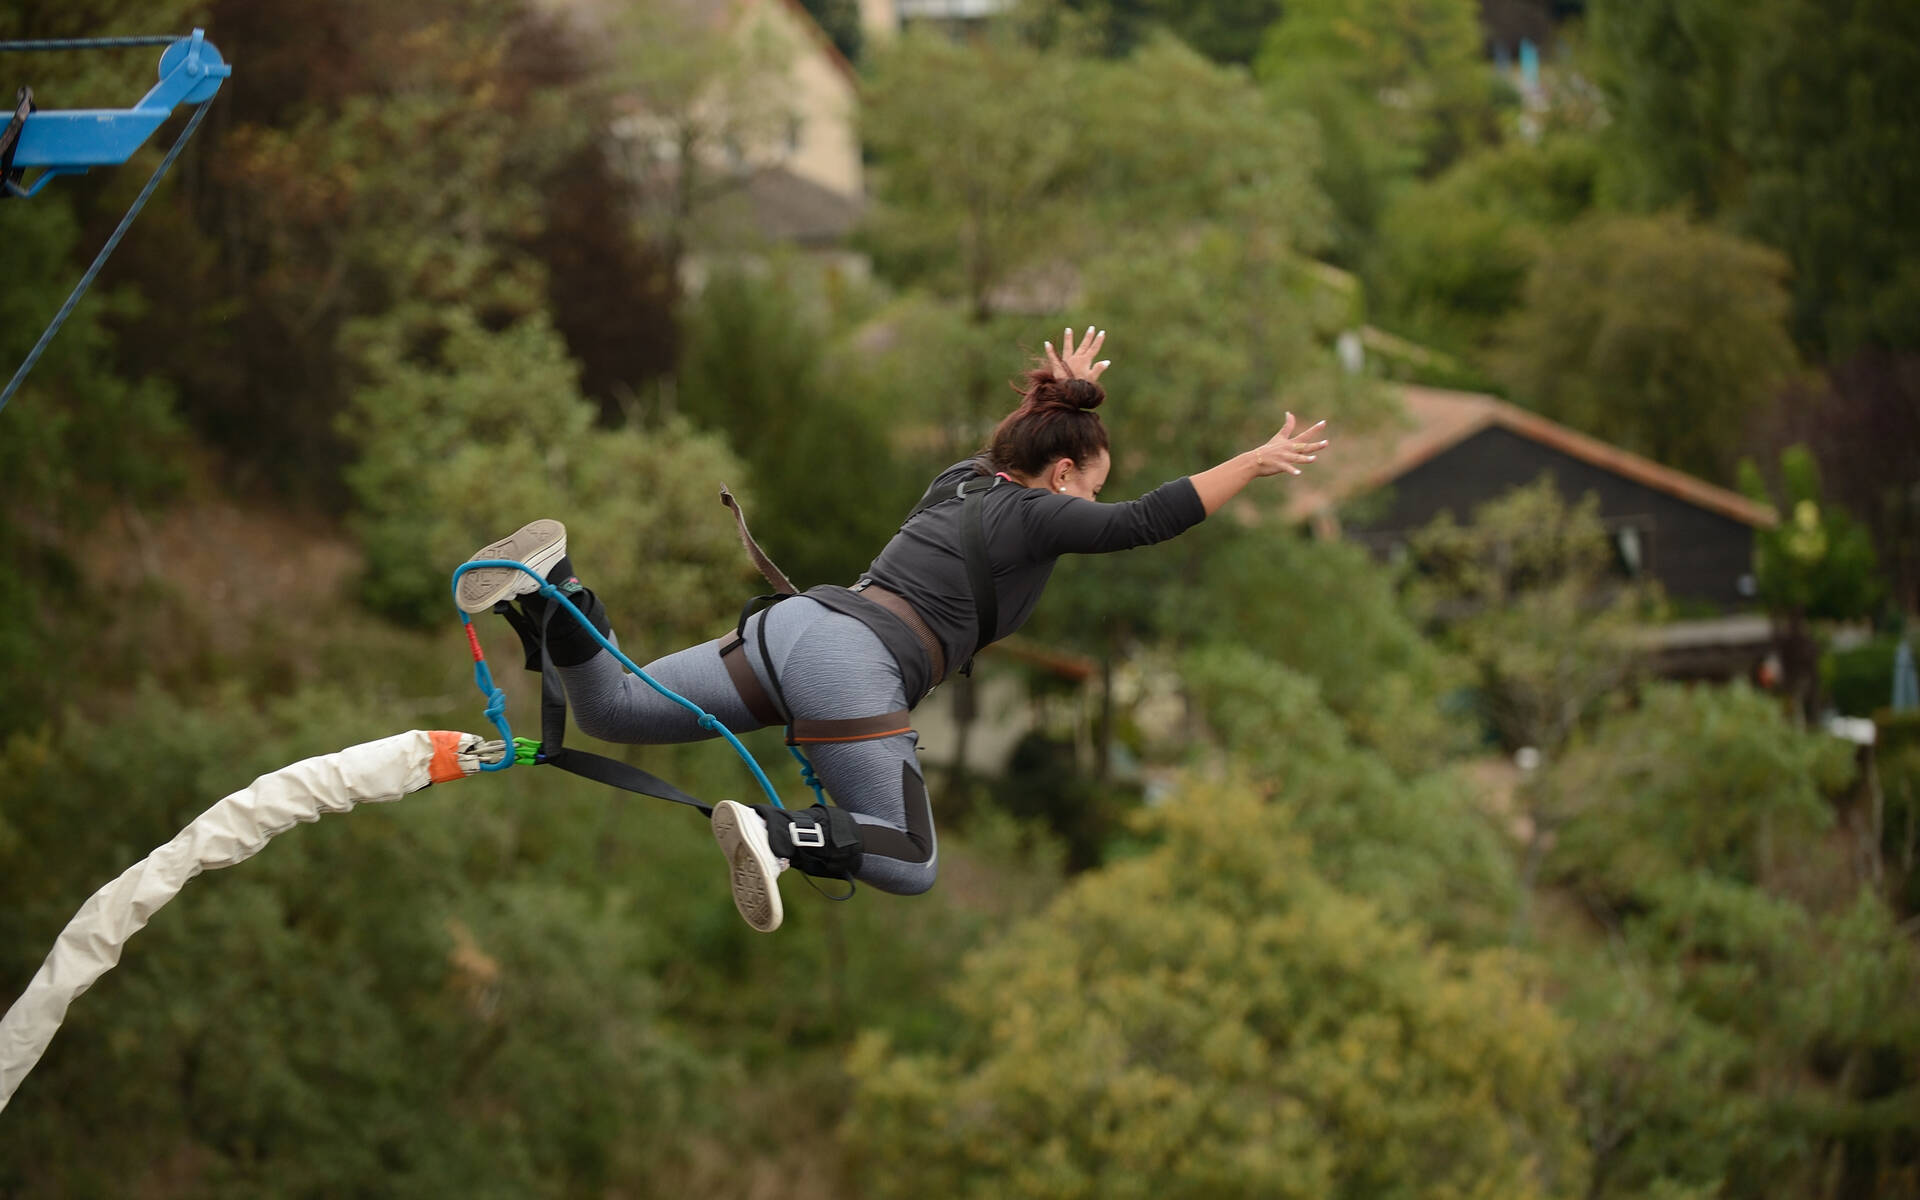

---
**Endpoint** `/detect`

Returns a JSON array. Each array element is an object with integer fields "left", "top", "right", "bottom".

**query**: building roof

[
  {"left": 740, "top": 163, "right": 865, "bottom": 242},
  {"left": 1285, "top": 385, "right": 1778, "bottom": 530},
  {"left": 765, "top": 0, "right": 857, "bottom": 86}
]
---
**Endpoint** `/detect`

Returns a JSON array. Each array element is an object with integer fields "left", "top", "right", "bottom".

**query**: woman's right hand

[
  {"left": 1044, "top": 326, "right": 1110, "bottom": 382},
  {"left": 1252, "top": 413, "right": 1329, "bottom": 477}
]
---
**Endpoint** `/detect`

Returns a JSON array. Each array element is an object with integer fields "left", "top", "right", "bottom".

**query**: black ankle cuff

[
  {"left": 757, "top": 804, "right": 865, "bottom": 878},
  {"left": 537, "top": 586, "right": 612, "bottom": 668}
]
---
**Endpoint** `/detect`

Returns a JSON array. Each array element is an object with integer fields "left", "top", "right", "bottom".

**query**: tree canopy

[{"left": 3, "top": 0, "right": 1917, "bottom": 1193}]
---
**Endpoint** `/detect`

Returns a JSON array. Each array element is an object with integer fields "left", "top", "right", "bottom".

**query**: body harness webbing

[{"left": 717, "top": 473, "right": 1002, "bottom": 743}]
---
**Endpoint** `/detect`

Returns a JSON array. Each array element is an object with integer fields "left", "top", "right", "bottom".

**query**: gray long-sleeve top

[{"left": 830, "top": 459, "right": 1204, "bottom": 696}]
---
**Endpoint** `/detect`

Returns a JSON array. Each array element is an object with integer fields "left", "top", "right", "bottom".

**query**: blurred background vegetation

[{"left": 2, "top": 0, "right": 1916, "bottom": 1194}]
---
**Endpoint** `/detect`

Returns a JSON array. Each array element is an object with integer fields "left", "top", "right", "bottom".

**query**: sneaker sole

[
  {"left": 456, "top": 519, "right": 569, "bottom": 614},
  {"left": 711, "top": 801, "right": 783, "bottom": 933}
]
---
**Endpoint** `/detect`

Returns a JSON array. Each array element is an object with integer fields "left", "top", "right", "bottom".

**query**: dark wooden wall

[{"left": 1343, "top": 426, "right": 1759, "bottom": 611}]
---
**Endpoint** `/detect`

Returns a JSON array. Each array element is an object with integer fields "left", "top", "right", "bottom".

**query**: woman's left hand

[
  {"left": 1252, "top": 413, "right": 1329, "bottom": 477},
  {"left": 1045, "top": 326, "right": 1109, "bottom": 382}
]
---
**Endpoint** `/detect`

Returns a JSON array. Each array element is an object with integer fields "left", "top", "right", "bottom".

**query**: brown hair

[{"left": 987, "top": 367, "right": 1110, "bottom": 478}]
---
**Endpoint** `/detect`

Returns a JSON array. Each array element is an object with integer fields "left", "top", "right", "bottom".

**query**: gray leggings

[{"left": 556, "top": 597, "right": 937, "bottom": 895}]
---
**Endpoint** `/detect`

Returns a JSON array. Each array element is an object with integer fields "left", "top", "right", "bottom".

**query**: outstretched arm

[{"left": 1190, "top": 413, "right": 1330, "bottom": 516}]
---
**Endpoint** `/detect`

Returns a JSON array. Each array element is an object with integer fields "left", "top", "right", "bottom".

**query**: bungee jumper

[
  {"left": 458, "top": 328, "right": 1331, "bottom": 932},
  {"left": 0, "top": 29, "right": 230, "bottom": 414}
]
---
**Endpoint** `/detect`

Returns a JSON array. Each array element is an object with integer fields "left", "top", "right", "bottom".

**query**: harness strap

[
  {"left": 788, "top": 711, "right": 913, "bottom": 744},
  {"left": 541, "top": 747, "right": 713, "bottom": 816},
  {"left": 903, "top": 471, "right": 1000, "bottom": 674},
  {"left": 0, "top": 88, "right": 32, "bottom": 197},
  {"left": 854, "top": 583, "right": 946, "bottom": 682},
  {"left": 719, "top": 485, "right": 797, "bottom": 595},
  {"left": 718, "top": 596, "right": 917, "bottom": 750},
  {"left": 719, "top": 631, "right": 782, "bottom": 726},
  {"left": 959, "top": 479, "right": 998, "bottom": 667}
]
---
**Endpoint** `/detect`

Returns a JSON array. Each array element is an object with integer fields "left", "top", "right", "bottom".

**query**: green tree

[
  {"left": 1406, "top": 478, "right": 1647, "bottom": 758},
  {"left": 1255, "top": 0, "right": 1503, "bottom": 264},
  {"left": 342, "top": 308, "right": 752, "bottom": 642},
  {"left": 1738, "top": 446, "right": 1883, "bottom": 720},
  {"left": 1586, "top": 0, "right": 1753, "bottom": 216},
  {"left": 94, "top": 0, "right": 613, "bottom": 496},
  {"left": 1492, "top": 211, "right": 1800, "bottom": 482},
  {"left": 1736, "top": 0, "right": 1920, "bottom": 354},
  {"left": 863, "top": 32, "right": 1322, "bottom": 325},
  {"left": 1179, "top": 648, "right": 1511, "bottom": 942},
  {"left": 1021, "top": 0, "right": 1289, "bottom": 64},
  {"left": 1171, "top": 528, "right": 1469, "bottom": 774},
  {"left": 0, "top": 106, "right": 184, "bottom": 723},
  {"left": 0, "top": 685, "right": 714, "bottom": 1196},
  {"left": 847, "top": 780, "right": 1587, "bottom": 1198},
  {"left": 1367, "top": 136, "right": 1603, "bottom": 357},
  {"left": 1762, "top": 353, "right": 1920, "bottom": 619},
  {"left": 676, "top": 266, "right": 917, "bottom": 588},
  {"left": 1534, "top": 683, "right": 1920, "bottom": 1198},
  {"left": 1590, "top": 0, "right": 1920, "bottom": 358},
  {"left": 1405, "top": 479, "right": 1650, "bottom": 936}
]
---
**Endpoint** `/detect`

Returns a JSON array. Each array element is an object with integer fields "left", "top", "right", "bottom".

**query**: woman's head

[{"left": 989, "top": 368, "right": 1112, "bottom": 499}]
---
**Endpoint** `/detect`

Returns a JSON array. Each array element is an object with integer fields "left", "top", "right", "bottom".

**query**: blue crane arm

[{"left": 6, "top": 30, "right": 229, "bottom": 196}]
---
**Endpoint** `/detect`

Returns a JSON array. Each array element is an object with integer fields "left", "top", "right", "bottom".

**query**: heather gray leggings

[{"left": 555, "top": 597, "right": 937, "bottom": 895}]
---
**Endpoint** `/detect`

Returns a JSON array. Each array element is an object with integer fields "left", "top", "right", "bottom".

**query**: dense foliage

[{"left": 3, "top": 0, "right": 1915, "bottom": 1194}]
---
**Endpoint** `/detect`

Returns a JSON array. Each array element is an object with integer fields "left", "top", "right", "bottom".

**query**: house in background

[
  {"left": 685, "top": 0, "right": 866, "bottom": 268},
  {"left": 1287, "top": 385, "right": 1781, "bottom": 679},
  {"left": 543, "top": 0, "right": 868, "bottom": 284}
]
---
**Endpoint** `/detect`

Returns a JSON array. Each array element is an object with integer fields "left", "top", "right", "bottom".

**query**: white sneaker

[
  {"left": 456, "top": 519, "right": 568, "bottom": 614},
  {"left": 711, "top": 800, "right": 787, "bottom": 933}
]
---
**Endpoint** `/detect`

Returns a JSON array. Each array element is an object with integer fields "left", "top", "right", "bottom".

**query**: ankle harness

[{"left": 759, "top": 802, "right": 865, "bottom": 881}]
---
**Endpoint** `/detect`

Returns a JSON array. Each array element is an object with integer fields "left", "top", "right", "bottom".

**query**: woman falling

[{"left": 455, "top": 328, "right": 1329, "bottom": 931}]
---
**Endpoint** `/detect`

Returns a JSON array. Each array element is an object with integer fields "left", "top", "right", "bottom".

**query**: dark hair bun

[{"left": 1060, "top": 377, "right": 1104, "bottom": 411}]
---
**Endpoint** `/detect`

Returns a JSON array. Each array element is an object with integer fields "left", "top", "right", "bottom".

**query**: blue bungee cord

[{"left": 451, "top": 559, "right": 786, "bottom": 807}]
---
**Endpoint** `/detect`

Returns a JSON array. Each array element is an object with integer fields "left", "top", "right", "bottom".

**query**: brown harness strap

[
  {"left": 719, "top": 485, "right": 797, "bottom": 596},
  {"left": 787, "top": 711, "right": 914, "bottom": 744},
  {"left": 719, "top": 632, "right": 783, "bottom": 726},
  {"left": 721, "top": 630, "right": 914, "bottom": 745},
  {"left": 856, "top": 584, "right": 947, "bottom": 684}
]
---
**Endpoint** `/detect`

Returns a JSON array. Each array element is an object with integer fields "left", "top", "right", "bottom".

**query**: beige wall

[
  {"left": 860, "top": 0, "right": 899, "bottom": 44},
  {"left": 739, "top": 0, "right": 863, "bottom": 200}
]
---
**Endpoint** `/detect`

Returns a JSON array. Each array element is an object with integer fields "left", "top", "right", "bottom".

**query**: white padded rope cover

[{"left": 0, "top": 729, "right": 499, "bottom": 1111}]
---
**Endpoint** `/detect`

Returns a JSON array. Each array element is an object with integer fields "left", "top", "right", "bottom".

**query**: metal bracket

[{"left": 5, "top": 29, "right": 230, "bottom": 197}]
